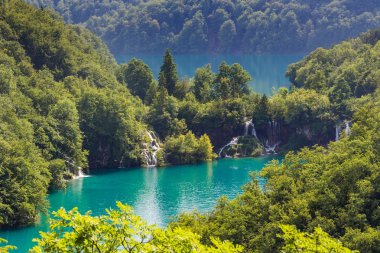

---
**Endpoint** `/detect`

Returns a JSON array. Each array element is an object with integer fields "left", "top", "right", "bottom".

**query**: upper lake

[
  {"left": 117, "top": 53, "right": 305, "bottom": 95},
  {"left": 0, "top": 156, "right": 278, "bottom": 252}
]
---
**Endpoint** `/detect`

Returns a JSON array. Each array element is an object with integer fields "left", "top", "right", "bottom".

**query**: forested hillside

[
  {"left": 287, "top": 28, "right": 380, "bottom": 120},
  {"left": 0, "top": 0, "right": 151, "bottom": 227},
  {"left": 25, "top": 0, "right": 380, "bottom": 54}
]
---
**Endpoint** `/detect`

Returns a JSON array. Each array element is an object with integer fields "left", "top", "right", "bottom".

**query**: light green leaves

[
  {"left": 0, "top": 238, "right": 16, "bottom": 252},
  {"left": 31, "top": 202, "right": 242, "bottom": 253},
  {"left": 279, "top": 225, "right": 356, "bottom": 253}
]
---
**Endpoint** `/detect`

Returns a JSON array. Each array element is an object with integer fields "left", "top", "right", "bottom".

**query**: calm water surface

[
  {"left": 0, "top": 156, "right": 278, "bottom": 252},
  {"left": 117, "top": 53, "right": 305, "bottom": 95}
]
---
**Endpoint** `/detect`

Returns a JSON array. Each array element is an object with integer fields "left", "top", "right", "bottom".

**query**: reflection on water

[
  {"left": 134, "top": 168, "right": 162, "bottom": 225},
  {"left": 116, "top": 53, "right": 305, "bottom": 95},
  {"left": 207, "top": 161, "right": 213, "bottom": 183},
  {"left": 0, "top": 156, "right": 279, "bottom": 252},
  {"left": 71, "top": 176, "right": 84, "bottom": 193}
]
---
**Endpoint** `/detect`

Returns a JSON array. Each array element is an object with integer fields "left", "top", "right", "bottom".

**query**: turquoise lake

[
  {"left": 0, "top": 156, "right": 277, "bottom": 252},
  {"left": 117, "top": 54, "right": 305, "bottom": 95}
]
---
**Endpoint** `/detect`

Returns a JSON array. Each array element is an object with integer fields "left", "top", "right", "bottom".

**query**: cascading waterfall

[
  {"left": 335, "top": 120, "right": 351, "bottom": 141},
  {"left": 264, "top": 140, "right": 279, "bottom": 154},
  {"left": 345, "top": 121, "right": 351, "bottom": 136},
  {"left": 74, "top": 167, "right": 89, "bottom": 179},
  {"left": 218, "top": 137, "right": 239, "bottom": 158},
  {"left": 219, "top": 119, "right": 257, "bottom": 158},
  {"left": 65, "top": 159, "right": 88, "bottom": 179},
  {"left": 142, "top": 131, "right": 161, "bottom": 167},
  {"left": 335, "top": 124, "right": 341, "bottom": 141},
  {"left": 244, "top": 119, "right": 257, "bottom": 138},
  {"left": 264, "top": 120, "right": 281, "bottom": 154},
  {"left": 77, "top": 168, "right": 85, "bottom": 177},
  {"left": 252, "top": 124, "right": 257, "bottom": 138},
  {"left": 58, "top": 150, "right": 88, "bottom": 178},
  {"left": 219, "top": 119, "right": 281, "bottom": 158}
]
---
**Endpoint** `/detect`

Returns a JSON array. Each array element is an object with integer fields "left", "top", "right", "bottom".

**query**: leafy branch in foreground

[
  {"left": 30, "top": 202, "right": 243, "bottom": 253},
  {"left": 0, "top": 239, "right": 16, "bottom": 253},
  {"left": 279, "top": 225, "right": 356, "bottom": 253}
]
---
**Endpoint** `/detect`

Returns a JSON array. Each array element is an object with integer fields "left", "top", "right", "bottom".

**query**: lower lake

[
  {"left": 117, "top": 53, "right": 305, "bottom": 95},
  {"left": 0, "top": 156, "right": 277, "bottom": 252}
]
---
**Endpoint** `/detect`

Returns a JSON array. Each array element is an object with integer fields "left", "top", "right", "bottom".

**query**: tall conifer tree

[{"left": 158, "top": 49, "right": 179, "bottom": 95}]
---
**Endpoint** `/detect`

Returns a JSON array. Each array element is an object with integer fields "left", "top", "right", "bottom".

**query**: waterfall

[
  {"left": 335, "top": 120, "right": 351, "bottom": 141},
  {"left": 74, "top": 167, "right": 89, "bottom": 179},
  {"left": 77, "top": 168, "right": 85, "bottom": 177},
  {"left": 218, "top": 137, "right": 239, "bottom": 158},
  {"left": 264, "top": 120, "right": 281, "bottom": 154},
  {"left": 142, "top": 131, "right": 161, "bottom": 167},
  {"left": 65, "top": 159, "right": 89, "bottom": 179},
  {"left": 244, "top": 119, "right": 257, "bottom": 138},
  {"left": 335, "top": 124, "right": 341, "bottom": 141},
  {"left": 244, "top": 121, "right": 249, "bottom": 136},
  {"left": 264, "top": 140, "right": 280, "bottom": 154},
  {"left": 251, "top": 123, "right": 257, "bottom": 138},
  {"left": 345, "top": 120, "right": 351, "bottom": 136},
  {"left": 220, "top": 119, "right": 281, "bottom": 158}
]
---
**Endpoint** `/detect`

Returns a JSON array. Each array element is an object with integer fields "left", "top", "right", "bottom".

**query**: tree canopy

[
  {"left": 30, "top": 202, "right": 243, "bottom": 253},
  {"left": 171, "top": 38, "right": 380, "bottom": 251},
  {"left": 1, "top": 5, "right": 380, "bottom": 253},
  {"left": 25, "top": 0, "right": 380, "bottom": 54}
]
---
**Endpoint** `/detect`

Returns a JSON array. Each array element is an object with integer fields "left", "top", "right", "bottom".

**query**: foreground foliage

[
  {"left": 0, "top": 239, "right": 16, "bottom": 253},
  {"left": 1, "top": 203, "right": 355, "bottom": 252},
  {"left": 279, "top": 225, "right": 355, "bottom": 253},
  {"left": 30, "top": 202, "right": 243, "bottom": 253}
]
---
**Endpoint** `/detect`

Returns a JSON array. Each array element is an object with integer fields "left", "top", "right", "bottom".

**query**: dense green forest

[
  {"left": 1, "top": 0, "right": 380, "bottom": 251},
  {"left": 28, "top": 203, "right": 357, "bottom": 252},
  {"left": 25, "top": 0, "right": 380, "bottom": 54},
  {"left": 0, "top": 0, "right": 214, "bottom": 228},
  {"left": 172, "top": 29, "right": 380, "bottom": 253},
  {"left": 1, "top": 0, "right": 379, "bottom": 230},
  {"left": 0, "top": 203, "right": 355, "bottom": 252},
  {"left": 0, "top": 0, "right": 155, "bottom": 227}
]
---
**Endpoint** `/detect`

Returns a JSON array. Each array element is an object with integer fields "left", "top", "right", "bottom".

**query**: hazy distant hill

[{"left": 25, "top": 0, "right": 380, "bottom": 55}]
